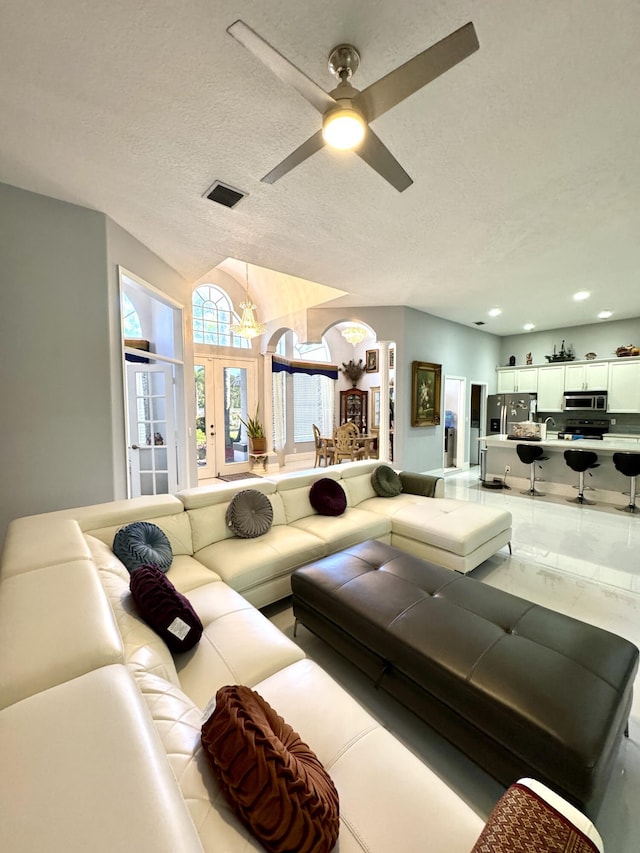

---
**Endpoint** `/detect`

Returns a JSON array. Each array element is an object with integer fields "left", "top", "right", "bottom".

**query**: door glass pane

[
  {"left": 151, "top": 372, "right": 166, "bottom": 395},
  {"left": 155, "top": 472, "right": 169, "bottom": 493},
  {"left": 151, "top": 397, "right": 166, "bottom": 420},
  {"left": 224, "top": 367, "right": 248, "bottom": 463},
  {"left": 140, "top": 473, "right": 154, "bottom": 495},
  {"left": 151, "top": 423, "right": 166, "bottom": 446},
  {"left": 195, "top": 365, "right": 207, "bottom": 468},
  {"left": 137, "top": 424, "right": 151, "bottom": 445},
  {"left": 138, "top": 448, "right": 153, "bottom": 470},
  {"left": 154, "top": 447, "right": 167, "bottom": 469}
]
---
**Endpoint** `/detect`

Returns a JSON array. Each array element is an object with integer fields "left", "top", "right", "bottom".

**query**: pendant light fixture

[
  {"left": 341, "top": 325, "right": 368, "bottom": 346},
  {"left": 230, "top": 263, "right": 266, "bottom": 339}
]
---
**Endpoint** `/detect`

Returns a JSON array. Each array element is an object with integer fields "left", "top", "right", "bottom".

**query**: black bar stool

[
  {"left": 612, "top": 451, "right": 640, "bottom": 513},
  {"left": 563, "top": 449, "right": 599, "bottom": 505},
  {"left": 516, "top": 444, "right": 549, "bottom": 496}
]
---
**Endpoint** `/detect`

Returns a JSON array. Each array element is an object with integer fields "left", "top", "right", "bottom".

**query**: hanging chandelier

[
  {"left": 230, "top": 263, "right": 266, "bottom": 339},
  {"left": 341, "top": 325, "right": 367, "bottom": 346}
]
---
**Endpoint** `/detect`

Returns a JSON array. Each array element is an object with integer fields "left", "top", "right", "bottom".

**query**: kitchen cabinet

[
  {"left": 497, "top": 367, "right": 538, "bottom": 393},
  {"left": 607, "top": 361, "right": 640, "bottom": 413},
  {"left": 564, "top": 362, "right": 608, "bottom": 391},
  {"left": 536, "top": 365, "right": 565, "bottom": 412}
]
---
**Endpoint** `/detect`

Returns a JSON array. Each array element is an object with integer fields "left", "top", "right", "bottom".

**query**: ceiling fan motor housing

[{"left": 328, "top": 44, "right": 361, "bottom": 80}]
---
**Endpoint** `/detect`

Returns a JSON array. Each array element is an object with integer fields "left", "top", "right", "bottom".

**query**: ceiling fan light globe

[{"left": 322, "top": 108, "right": 366, "bottom": 150}]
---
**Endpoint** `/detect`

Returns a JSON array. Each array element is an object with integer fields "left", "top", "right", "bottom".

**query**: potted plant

[
  {"left": 239, "top": 406, "right": 267, "bottom": 454},
  {"left": 340, "top": 358, "right": 365, "bottom": 388}
]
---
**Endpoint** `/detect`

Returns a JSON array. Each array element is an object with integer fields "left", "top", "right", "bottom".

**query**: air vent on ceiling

[
  {"left": 473, "top": 321, "right": 486, "bottom": 326},
  {"left": 204, "top": 181, "right": 247, "bottom": 209}
]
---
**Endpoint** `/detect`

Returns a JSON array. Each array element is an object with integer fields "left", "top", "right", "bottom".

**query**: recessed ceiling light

[
  {"left": 488, "top": 308, "right": 502, "bottom": 317},
  {"left": 597, "top": 310, "right": 613, "bottom": 319},
  {"left": 523, "top": 323, "right": 535, "bottom": 331},
  {"left": 573, "top": 291, "right": 590, "bottom": 301}
]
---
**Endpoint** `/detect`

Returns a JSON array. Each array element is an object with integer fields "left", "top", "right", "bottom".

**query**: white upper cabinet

[
  {"left": 497, "top": 367, "right": 538, "bottom": 393},
  {"left": 564, "top": 362, "right": 609, "bottom": 391},
  {"left": 608, "top": 361, "right": 640, "bottom": 413},
  {"left": 536, "top": 365, "right": 565, "bottom": 411}
]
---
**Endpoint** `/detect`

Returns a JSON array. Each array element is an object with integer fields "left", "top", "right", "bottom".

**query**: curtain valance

[{"left": 272, "top": 355, "right": 339, "bottom": 380}]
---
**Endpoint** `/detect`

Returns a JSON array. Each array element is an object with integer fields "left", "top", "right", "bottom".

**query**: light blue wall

[{"left": 402, "top": 309, "right": 501, "bottom": 471}]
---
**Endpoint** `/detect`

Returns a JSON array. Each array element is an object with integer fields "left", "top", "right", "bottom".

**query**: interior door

[
  {"left": 126, "top": 363, "right": 177, "bottom": 496},
  {"left": 194, "top": 356, "right": 257, "bottom": 479}
]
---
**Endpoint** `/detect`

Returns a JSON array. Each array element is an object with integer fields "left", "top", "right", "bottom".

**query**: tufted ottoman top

[{"left": 291, "top": 540, "right": 638, "bottom": 815}]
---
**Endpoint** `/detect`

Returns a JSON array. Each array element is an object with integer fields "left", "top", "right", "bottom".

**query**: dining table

[{"left": 321, "top": 432, "right": 377, "bottom": 462}]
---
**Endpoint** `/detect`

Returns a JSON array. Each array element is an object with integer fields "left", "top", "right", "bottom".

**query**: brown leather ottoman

[{"left": 291, "top": 540, "right": 638, "bottom": 817}]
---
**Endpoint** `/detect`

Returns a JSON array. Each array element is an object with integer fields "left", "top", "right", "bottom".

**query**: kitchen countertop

[{"left": 481, "top": 434, "right": 640, "bottom": 452}]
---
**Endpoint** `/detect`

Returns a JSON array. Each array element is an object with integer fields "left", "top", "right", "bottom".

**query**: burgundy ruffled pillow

[
  {"left": 309, "top": 478, "right": 347, "bottom": 516},
  {"left": 202, "top": 685, "right": 339, "bottom": 853},
  {"left": 129, "top": 564, "right": 203, "bottom": 653}
]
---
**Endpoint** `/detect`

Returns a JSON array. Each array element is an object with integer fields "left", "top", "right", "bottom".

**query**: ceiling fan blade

[
  {"left": 355, "top": 129, "right": 413, "bottom": 192},
  {"left": 261, "top": 130, "right": 326, "bottom": 184},
  {"left": 227, "top": 20, "right": 337, "bottom": 115},
  {"left": 354, "top": 22, "right": 479, "bottom": 123}
]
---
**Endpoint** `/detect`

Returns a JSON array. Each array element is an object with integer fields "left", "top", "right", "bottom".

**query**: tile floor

[{"left": 266, "top": 468, "right": 640, "bottom": 851}]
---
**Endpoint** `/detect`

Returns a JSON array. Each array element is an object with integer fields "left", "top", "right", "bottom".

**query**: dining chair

[
  {"left": 312, "top": 424, "right": 334, "bottom": 467},
  {"left": 333, "top": 423, "right": 365, "bottom": 463}
]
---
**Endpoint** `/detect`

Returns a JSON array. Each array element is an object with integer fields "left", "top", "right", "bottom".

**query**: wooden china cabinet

[{"left": 339, "top": 388, "right": 368, "bottom": 433}]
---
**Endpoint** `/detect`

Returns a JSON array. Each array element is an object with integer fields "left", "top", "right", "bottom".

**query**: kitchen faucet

[{"left": 544, "top": 416, "right": 556, "bottom": 427}]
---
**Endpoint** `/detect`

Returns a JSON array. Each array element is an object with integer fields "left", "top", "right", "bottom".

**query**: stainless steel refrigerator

[{"left": 486, "top": 394, "right": 537, "bottom": 435}]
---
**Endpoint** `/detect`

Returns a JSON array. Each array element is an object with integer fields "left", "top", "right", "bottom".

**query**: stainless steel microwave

[{"left": 562, "top": 392, "right": 607, "bottom": 411}]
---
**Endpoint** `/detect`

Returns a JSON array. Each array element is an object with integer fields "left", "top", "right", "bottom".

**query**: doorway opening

[
  {"left": 194, "top": 355, "right": 258, "bottom": 479},
  {"left": 443, "top": 376, "right": 466, "bottom": 470},
  {"left": 469, "top": 383, "right": 487, "bottom": 467},
  {"left": 119, "top": 267, "right": 186, "bottom": 497}
]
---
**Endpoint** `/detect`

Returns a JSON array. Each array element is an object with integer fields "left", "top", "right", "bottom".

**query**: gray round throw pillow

[
  {"left": 113, "top": 521, "right": 173, "bottom": 574},
  {"left": 226, "top": 489, "right": 274, "bottom": 539},
  {"left": 371, "top": 465, "right": 403, "bottom": 497}
]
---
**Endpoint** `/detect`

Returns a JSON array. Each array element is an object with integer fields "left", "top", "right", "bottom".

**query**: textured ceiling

[{"left": 1, "top": 1, "right": 640, "bottom": 336}]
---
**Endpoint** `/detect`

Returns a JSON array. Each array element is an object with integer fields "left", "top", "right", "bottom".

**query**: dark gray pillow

[
  {"left": 226, "top": 489, "right": 274, "bottom": 539},
  {"left": 371, "top": 465, "right": 403, "bottom": 497},
  {"left": 113, "top": 521, "right": 173, "bottom": 574}
]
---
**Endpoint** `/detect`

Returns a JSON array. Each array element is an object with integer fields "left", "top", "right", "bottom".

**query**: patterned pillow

[
  {"left": 129, "top": 564, "right": 203, "bottom": 653},
  {"left": 471, "top": 782, "right": 599, "bottom": 852},
  {"left": 225, "top": 489, "right": 274, "bottom": 539},
  {"left": 113, "top": 521, "right": 173, "bottom": 574},
  {"left": 202, "top": 685, "right": 339, "bottom": 853},
  {"left": 371, "top": 464, "right": 402, "bottom": 497},
  {"left": 309, "top": 478, "right": 347, "bottom": 516}
]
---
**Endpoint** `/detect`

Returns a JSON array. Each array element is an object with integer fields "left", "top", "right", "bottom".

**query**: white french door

[
  {"left": 126, "top": 363, "right": 178, "bottom": 496},
  {"left": 195, "top": 355, "right": 257, "bottom": 478}
]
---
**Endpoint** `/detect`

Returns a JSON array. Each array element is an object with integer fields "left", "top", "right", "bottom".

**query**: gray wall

[
  {"left": 0, "top": 183, "right": 113, "bottom": 544},
  {"left": 0, "top": 184, "right": 189, "bottom": 548}
]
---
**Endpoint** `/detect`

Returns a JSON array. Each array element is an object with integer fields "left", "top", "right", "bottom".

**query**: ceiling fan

[{"left": 227, "top": 20, "right": 479, "bottom": 192}]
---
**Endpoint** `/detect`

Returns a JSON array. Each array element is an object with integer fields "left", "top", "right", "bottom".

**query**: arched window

[
  {"left": 192, "top": 284, "right": 250, "bottom": 348},
  {"left": 121, "top": 293, "right": 142, "bottom": 338}
]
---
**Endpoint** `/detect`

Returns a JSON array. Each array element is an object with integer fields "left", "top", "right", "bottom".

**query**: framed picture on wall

[
  {"left": 365, "top": 349, "right": 378, "bottom": 372},
  {"left": 411, "top": 361, "right": 442, "bottom": 426},
  {"left": 370, "top": 386, "right": 381, "bottom": 429}
]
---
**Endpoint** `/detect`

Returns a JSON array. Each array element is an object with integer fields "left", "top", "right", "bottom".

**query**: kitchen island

[{"left": 482, "top": 433, "right": 640, "bottom": 505}]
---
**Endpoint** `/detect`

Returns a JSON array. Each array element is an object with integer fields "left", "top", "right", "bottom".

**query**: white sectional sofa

[
  {"left": 176, "top": 461, "right": 513, "bottom": 606},
  {"left": 0, "top": 461, "right": 604, "bottom": 852}
]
